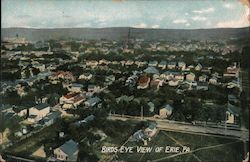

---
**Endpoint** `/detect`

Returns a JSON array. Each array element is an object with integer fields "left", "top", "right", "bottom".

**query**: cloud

[
  {"left": 173, "top": 19, "right": 187, "bottom": 24},
  {"left": 133, "top": 23, "right": 147, "bottom": 28},
  {"left": 223, "top": 3, "right": 235, "bottom": 9},
  {"left": 216, "top": 6, "right": 249, "bottom": 28},
  {"left": 191, "top": 16, "right": 207, "bottom": 21},
  {"left": 192, "top": 7, "right": 214, "bottom": 14},
  {"left": 185, "top": 23, "right": 190, "bottom": 27},
  {"left": 151, "top": 24, "right": 160, "bottom": 28}
]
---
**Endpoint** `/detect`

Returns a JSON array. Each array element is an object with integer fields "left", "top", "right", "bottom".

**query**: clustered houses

[
  {"left": 124, "top": 60, "right": 234, "bottom": 92},
  {"left": 49, "top": 71, "right": 75, "bottom": 84}
]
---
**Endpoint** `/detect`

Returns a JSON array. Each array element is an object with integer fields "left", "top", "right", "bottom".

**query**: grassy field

[{"left": 117, "top": 130, "right": 247, "bottom": 162}]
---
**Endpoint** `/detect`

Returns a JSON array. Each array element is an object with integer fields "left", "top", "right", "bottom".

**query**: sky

[{"left": 1, "top": 0, "right": 250, "bottom": 29}]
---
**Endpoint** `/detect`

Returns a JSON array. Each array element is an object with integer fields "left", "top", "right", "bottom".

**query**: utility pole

[{"left": 141, "top": 106, "right": 143, "bottom": 120}]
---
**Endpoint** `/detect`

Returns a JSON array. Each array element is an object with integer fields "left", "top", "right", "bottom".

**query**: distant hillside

[{"left": 1, "top": 27, "right": 249, "bottom": 42}]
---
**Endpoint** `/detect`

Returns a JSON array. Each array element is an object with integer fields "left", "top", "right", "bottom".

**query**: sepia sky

[{"left": 1, "top": 0, "right": 250, "bottom": 29}]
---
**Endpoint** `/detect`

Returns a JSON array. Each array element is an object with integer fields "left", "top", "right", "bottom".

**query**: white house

[
  {"left": 226, "top": 104, "right": 239, "bottom": 124},
  {"left": 195, "top": 63, "right": 202, "bottom": 71},
  {"left": 158, "top": 61, "right": 167, "bottom": 69},
  {"left": 68, "top": 83, "right": 83, "bottom": 92},
  {"left": 53, "top": 139, "right": 79, "bottom": 162},
  {"left": 167, "top": 62, "right": 176, "bottom": 69},
  {"left": 186, "top": 73, "right": 195, "bottom": 82},
  {"left": 209, "top": 77, "right": 218, "bottom": 85},
  {"left": 78, "top": 73, "right": 93, "bottom": 80},
  {"left": 198, "top": 75, "right": 208, "bottom": 82},
  {"left": 178, "top": 62, "right": 186, "bottom": 70},
  {"left": 159, "top": 104, "right": 174, "bottom": 118},
  {"left": 28, "top": 103, "right": 50, "bottom": 122}
]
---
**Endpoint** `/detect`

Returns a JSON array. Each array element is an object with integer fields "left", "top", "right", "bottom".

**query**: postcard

[{"left": 0, "top": 0, "right": 249, "bottom": 162}]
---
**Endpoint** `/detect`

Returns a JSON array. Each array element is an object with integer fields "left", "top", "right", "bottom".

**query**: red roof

[
  {"left": 64, "top": 92, "right": 78, "bottom": 99},
  {"left": 138, "top": 75, "right": 150, "bottom": 84}
]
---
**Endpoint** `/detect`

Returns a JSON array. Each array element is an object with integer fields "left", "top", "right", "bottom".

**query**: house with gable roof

[{"left": 53, "top": 139, "right": 79, "bottom": 162}]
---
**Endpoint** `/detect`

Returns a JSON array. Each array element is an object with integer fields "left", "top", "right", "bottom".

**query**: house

[
  {"left": 78, "top": 73, "right": 93, "bottom": 80},
  {"left": 86, "top": 60, "right": 99, "bottom": 67},
  {"left": 196, "top": 82, "right": 209, "bottom": 90},
  {"left": 198, "top": 75, "right": 208, "bottom": 82},
  {"left": 60, "top": 92, "right": 86, "bottom": 109},
  {"left": 125, "top": 75, "right": 138, "bottom": 87},
  {"left": 195, "top": 63, "right": 202, "bottom": 71},
  {"left": 60, "top": 92, "right": 79, "bottom": 104},
  {"left": 53, "top": 139, "right": 79, "bottom": 162},
  {"left": 160, "top": 71, "right": 174, "bottom": 80},
  {"left": 143, "top": 67, "right": 159, "bottom": 74},
  {"left": 186, "top": 73, "right": 195, "bottom": 82},
  {"left": 87, "top": 85, "right": 100, "bottom": 93},
  {"left": 84, "top": 97, "right": 101, "bottom": 107},
  {"left": 209, "top": 77, "right": 218, "bottom": 85},
  {"left": 144, "top": 122, "right": 157, "bottom": 139},
  {"left": 74, "top": 115, "right": 95, "bottom": 126},
  {"left": 224, "top": 63, "right": 239, "bottom": 77},
  {"left": 137, "top": 75, "right": 151, "bottom": 89},
  {"left": 201, "top": 67, "right": 212, "bottom": 73},
  {"left": 150, "top": 79, "right": 164, "bottom": 90},
  {"left": 159, "top": 104, "right": 173, "bottom": 118},
  {"left": 168, "top": 79, "right": 179, "bottom": 86},
  {"left": 15, "top": 107, "right": 28, "bottom": 117},
  {"left": 174, "top": 72, "right": 184, "bottom": 81},
  {"left": 148, "top": 61, "right": 158, "bottom": 67},
  {"left": 28, "top": 103, "right": 50, "bottom": 122},
  {"left": 68, "top": 83, "right": 83, "bottom": 92},
  {"left": 132, "top": 129, "right": 148, "bottom": 145},
  {"left": 42, "top": 111, "right": 62, "bottom": 126},
  {"left": 147, "top": 102, "right": 155, "bottom": 113},
  {"left": 49, "top": 71, "right": 75, "bottom": 82},
  {"left": 178, "top": 62, "right": 186, "bottom": 70},
  {"left": 226, "top": 104, "right": 239, "bottom": 124},
  {"left": 158, "top": 61, "right": 167, "bottom": 69},
  {"left": 167, "top": 62, "right": 176, "bottom": 69}
]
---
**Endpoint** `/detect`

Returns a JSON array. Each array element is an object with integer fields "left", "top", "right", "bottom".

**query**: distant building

[
  {"left": 186, "top": 73, "right": 195, "bottom": 82},
  {"left": 148, "top": 61, "right": 158, "bottom": 67},
  {"left": 159, "top": 104, "right": 173, "bottom": 118},
  {"left": 195, "top": 63, "right": 202, "bottom": 71},
  {"left": 68, "top": 83, "right": 83, "bottom": 92},
  {"left": 78, "top": 73, "right": 93, "bottom": 80},
  {"left": 84, "top": 97, "right": 101, "bottom": 107},
  {"left": 226, "top": 104, "right": 239, "bottom": 124},
  {"left": 53, "top": 139, "right": 79, "bottom": 162},
  {"left": 137, "top": 75, "right": 151, "bottom": 89},
  {"left": 158, "top": 61, "right": 167, "bottom": 69},
  {"left": 143, "top": 67, "right": 159, "bottom": 75},
  {"left": 167, "top": 62, "right": 176, "bottom": 69}
]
